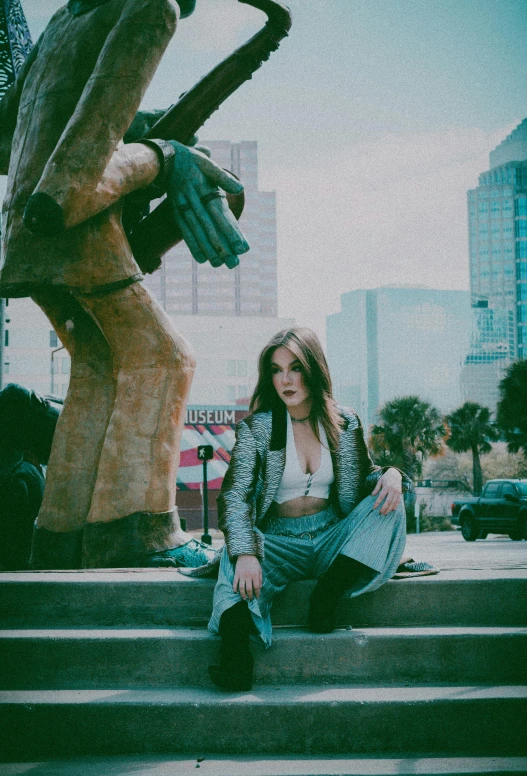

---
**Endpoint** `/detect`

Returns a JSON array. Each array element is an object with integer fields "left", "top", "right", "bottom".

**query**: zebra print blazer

[{"left": 217, "top": 405, "right": 413, "bottom": 560}]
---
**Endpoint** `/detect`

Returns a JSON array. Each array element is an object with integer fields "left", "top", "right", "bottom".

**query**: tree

[
  {"left": 425, "top": 443, "right": 527, "bottom": 488},
  {"left": 497, "top": 360, "right": 527, "bottom": 457},
  {"left": 369, "top": 396, "right": 446, "bottom": 481},
  {"left": 444, "top": 402, "right": 499, "bottom": 495}
]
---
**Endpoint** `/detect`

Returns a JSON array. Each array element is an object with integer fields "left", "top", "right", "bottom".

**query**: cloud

[
  {"left": 260, "top": 121, "right": 520, "bottom": 340},
  {"left": 177, "top": 0, "right": 263, "bottom": 52}
]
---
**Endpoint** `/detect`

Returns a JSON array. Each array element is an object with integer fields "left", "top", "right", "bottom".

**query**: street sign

[{"left": 197, "top": 445, "right": 214, "bottom": 461}]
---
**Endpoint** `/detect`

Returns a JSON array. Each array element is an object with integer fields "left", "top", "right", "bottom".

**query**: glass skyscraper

[
  {"left": 326, "top": 287, "right": 471, "bottom": 429},
  {"left": 467, "top": 118, "right": 527, "bottom": 359}
]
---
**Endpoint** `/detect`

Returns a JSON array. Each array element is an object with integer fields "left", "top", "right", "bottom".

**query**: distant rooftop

[{"left": 489, "top": 118, "right": 527, "bottom": 169}]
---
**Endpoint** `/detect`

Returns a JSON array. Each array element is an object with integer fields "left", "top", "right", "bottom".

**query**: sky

[{"left": 11, "top": 0, "right": 527, "bottom": 340}]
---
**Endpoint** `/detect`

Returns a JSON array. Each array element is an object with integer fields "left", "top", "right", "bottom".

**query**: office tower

[
  {"left": 460, "top": 300, "right": 515, "bottom": 409},
  {"left": 2, "top": 298, "right": 66, "bottom": 397},
  {"left": 467, "top": 119, "right": 527, "bottom": 358},
  {"left": 144, "top": 140, "right": 278, "bottom": 317},
  {"left": 326, "top": 287, "right": 471, "bottom": 429}
]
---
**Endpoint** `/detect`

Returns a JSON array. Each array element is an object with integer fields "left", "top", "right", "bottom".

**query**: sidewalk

[
  {"left": 404, "top": 530, "right": 527, "bottom": 572},
  {"left": 189, "top": 527, "right": 527, "bottom": 573}
]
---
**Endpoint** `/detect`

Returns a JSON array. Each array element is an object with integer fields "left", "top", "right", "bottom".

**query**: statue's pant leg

[
  {"left": 30, "top": 289, "right": 116, "bottom": 569},
  {"left": 78, "top": 282, "right": 196, "bottom": 568},
  {"left": 30, "top": 283, "right": 195, "bottom": 569}
]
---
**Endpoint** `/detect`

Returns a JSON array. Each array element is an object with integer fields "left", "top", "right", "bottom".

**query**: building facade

[
  {"left": 2, "top": 297, "right": 66, "bottom": 397},
  {"left": 460, "top": 301, "right": 515, "bottom": 410},
  {"left": 326, "top": 287, "right": 471, "bottom": 430},
  {"left": 468, "top": 118, "right": 527, "bottom": 359}
]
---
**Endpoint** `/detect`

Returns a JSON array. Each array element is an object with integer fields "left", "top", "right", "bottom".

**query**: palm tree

[
  {"left": 370, "top": 396, "right": 445, "bottom": 481},
  {"left": 497, "top": 360, "right": 527, "bottom": 457},
  {"left": 444, "top": 402, "right": 499, "bottom": 495}
]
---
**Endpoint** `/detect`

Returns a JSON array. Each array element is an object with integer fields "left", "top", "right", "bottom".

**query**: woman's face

[{"left": 270, "top": 346, "right": 311, "bottom": 411}]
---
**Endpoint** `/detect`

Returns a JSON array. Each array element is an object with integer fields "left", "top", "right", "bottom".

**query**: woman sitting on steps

[{"left": 207, "top": 327, "right": 413, "bottom": 691}]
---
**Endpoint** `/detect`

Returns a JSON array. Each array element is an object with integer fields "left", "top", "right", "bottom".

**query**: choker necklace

[{"left": 290, "top": 414, "right": 311, "bottom": 423}]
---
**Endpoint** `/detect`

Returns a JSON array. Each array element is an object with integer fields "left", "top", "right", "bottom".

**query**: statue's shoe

[{"left": 142, "top": 538, "right": 218, "bottom": 569}]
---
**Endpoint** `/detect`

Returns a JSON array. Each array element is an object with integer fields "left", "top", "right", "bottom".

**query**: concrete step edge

[
  {"left": 1, "top": 625, "right": 526, "bottom": 639},
  {"left": 1, "top": 755, "right": 527, "bottom": 776},
  {"left": 2, "top": 684, "right": 527, "bottom": 704}
]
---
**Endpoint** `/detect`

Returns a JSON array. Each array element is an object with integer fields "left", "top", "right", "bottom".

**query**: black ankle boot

[
  {"left": 208, "top": 601, "right": 255, "bottom": 691},
  {"left": 308, "top": 555, "right": 368, "bottom": 634}
]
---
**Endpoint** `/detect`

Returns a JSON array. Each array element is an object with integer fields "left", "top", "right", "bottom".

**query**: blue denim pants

[{"left": 208, "top": 494, "right": 406, "bottom": 647}]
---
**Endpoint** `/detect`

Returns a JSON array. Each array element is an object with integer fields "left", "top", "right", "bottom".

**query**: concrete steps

[
  {"left": 1, "top": 569, "right": 526, "bottom": 628},
  {"left": 0, "top": 626, "right": 526, "bottom": 688},
  {"left": 2, "top": 755, "right": 527, "bottom": 776},
  {"left": 1, "top": 568, "right": 526, "bottom": 767},
  {"left": 1, "top": 685, "right": 527, "bottom": 760}
]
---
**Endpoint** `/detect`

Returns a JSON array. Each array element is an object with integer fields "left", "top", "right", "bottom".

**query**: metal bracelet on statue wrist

[{"left": 138, "top": 138, "right": 176, "bottom": 191}]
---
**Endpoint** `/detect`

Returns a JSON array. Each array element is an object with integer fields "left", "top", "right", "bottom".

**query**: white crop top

[{"left": 274, "top": 412, "right": 335, "bottom": 504}]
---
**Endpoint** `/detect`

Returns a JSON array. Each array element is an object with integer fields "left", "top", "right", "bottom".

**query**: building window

[
  {"left": 237, "top": 360, "right": 247, "bottom": 377},
  {"left": 518, "top": 262, "right": 527, "bottom": 281},
  {"left": 516, "top": 221, "right": 527, "bottom": 239},
  {"left": 238, "top": 385, "right": 248, "bottom": 399},
  {"left": 518, "top": 241, "right": 527, "bottom": 259},
  {"left": 515, "top": 196, "right": 527, "bottom": 218},
  {"left": 50, "top": 331, "right": 58, "bottom": 347},
  {"left": 517, "top": 304, "right": 527, "bottom": 323},
  {"left": 227, "top": 385, "right": 236, "bottom": 402},
  {"left": 4, "top": 362, "right": 9, "bottom": 374},
  {"left": 227, "top": 360, "right": 236, "bottom": 377},
  {"left": 518, "top": 285, "right": 527, "bottom": 303},
  {"left": 4, "top": 330, "right": 8, "bottom": 347}
]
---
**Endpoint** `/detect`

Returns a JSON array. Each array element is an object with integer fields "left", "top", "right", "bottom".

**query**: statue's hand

[{"left": 167, "top": 140, "right": 249, "bottom": 268}]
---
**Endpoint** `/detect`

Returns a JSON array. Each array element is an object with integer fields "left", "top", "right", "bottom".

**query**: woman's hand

[
  {"left": 233, "top": 554, "right": 262, "bottom": 600},
  {"left": 372, "top": 468, "right": 403, "bottom": 515}
]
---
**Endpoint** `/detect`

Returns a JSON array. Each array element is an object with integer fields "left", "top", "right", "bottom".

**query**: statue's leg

[
  {"left": 30, "top": 289, "right": 116, "bottom": 569},
  {"left": 78, "top": 281, "right": 196, "bottom": 568}
]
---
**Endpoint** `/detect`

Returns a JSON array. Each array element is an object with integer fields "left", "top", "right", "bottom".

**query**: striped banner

[{"left": 178, "top": 423, "right": 236, "bottom": 490}]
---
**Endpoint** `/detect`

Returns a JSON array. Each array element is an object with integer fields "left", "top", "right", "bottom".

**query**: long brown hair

[{"left": 249, "top": 327, "right": 343, "bottom": 451}]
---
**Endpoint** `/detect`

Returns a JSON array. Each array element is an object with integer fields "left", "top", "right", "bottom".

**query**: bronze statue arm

[{"left": 24, "top": 0, "right": 178, "bottom": 235}]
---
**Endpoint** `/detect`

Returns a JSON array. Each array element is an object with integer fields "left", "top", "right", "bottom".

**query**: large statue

[{"left": 0, "top": 0, "right": 291, "bottom": 569}]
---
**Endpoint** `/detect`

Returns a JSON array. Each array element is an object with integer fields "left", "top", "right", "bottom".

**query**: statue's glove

[{"left": 166, "top": 140, "right": 249, "bottom": 269}]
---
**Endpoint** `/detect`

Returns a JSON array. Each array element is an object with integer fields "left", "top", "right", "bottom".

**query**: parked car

[{"left": 451, "top": 479, "right": 527, "bottom": 541}]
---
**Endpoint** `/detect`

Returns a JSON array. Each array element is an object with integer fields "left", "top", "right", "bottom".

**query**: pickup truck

[{"left": 451, "top": 479, "right": 527, "bottom": 541}]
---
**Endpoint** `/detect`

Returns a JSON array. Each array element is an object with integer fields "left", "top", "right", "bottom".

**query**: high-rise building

[
  {"left": 467, "top": 118, "right": 527, "bottom": 358},
  {"left": 326, "top": 287, "right": 471, "bottom": 429},
  {"left": 460, "top": 300, "right": 515, "bottom": 410},
  {"left": 144, "top": 140, "right": 278, "bottom": 317}
]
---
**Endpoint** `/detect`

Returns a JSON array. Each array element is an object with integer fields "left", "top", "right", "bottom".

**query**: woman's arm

[
  {"left": 217, "top": 419, "right": 265, "bottom": 561},
  {"left": 0, "top": 41, "right": 40, "bottom": 175}
]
